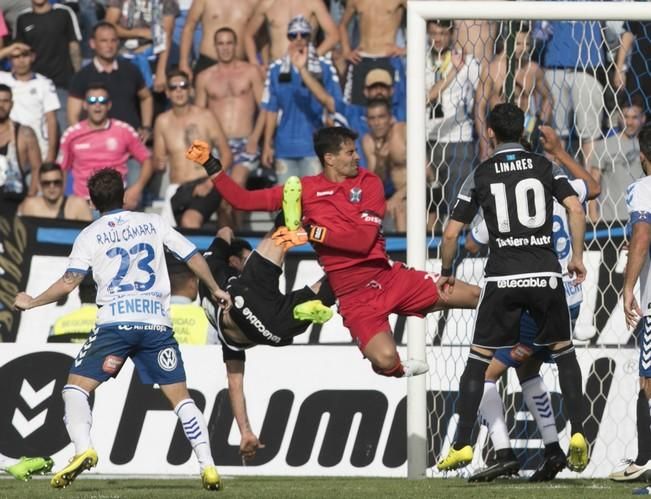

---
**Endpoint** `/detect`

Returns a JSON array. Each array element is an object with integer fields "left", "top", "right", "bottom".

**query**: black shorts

[
  {"left": 472, "top": 275, "right": 571, "bottom": 349},
  {"left": 227, "top": 251, "right": 316, "bottom": 346},
  {"left": 170, "top": 178, "right": 221, "bottom": 224}
]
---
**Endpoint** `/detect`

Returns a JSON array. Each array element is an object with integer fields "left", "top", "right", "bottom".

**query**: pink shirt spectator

[
  {"left": 0, "top": 13, "right": 8, "bottom": 38},
  {"left": 57, "top": 119, "right": 150, "bottom": 198}
]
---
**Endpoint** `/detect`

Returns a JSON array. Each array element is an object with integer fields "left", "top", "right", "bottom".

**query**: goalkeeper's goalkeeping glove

[
  {"left": 185, "top": 140, "right": 223, "bottom": 176},
  {"left": 272, "top": 224, "right": 327, "bottom": 250}
]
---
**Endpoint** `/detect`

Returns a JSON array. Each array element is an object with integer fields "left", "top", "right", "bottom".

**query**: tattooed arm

[{"left": 14, "top": 270, "right": 88, "bottom": 310}]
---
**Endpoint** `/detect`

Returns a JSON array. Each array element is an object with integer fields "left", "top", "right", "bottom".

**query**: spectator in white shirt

[
  {"left": 425, "top": 19, "right": 480, "bottom": 212},
  {"left": 0, "top": 45, "right": 60, "bottom": 162}
]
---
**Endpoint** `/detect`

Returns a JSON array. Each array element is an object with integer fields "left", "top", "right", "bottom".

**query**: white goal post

[{"left": 406, "top": 1, "right": 651, "bottom": 480}]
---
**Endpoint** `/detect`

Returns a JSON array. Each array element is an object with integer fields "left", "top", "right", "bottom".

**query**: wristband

[
  {"left": 440, "top": 267, "right": 453, "bottom": 277},
  {"left": 306, "top": 224, "right": 327, "bottom": 243},
  {"left": 203, "top": 156, "right": 223, "bottom": 176}
]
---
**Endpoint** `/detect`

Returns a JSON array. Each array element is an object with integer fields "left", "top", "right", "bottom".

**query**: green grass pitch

[{"left": 0, "top": 476, "right": 643, "bottom": 499}]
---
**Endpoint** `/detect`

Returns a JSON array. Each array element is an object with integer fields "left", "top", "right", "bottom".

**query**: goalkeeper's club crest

[{"left": 349, "top": 187, "right": 362, "bottom": 203}]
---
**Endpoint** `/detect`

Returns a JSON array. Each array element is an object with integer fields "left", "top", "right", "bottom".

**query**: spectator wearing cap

[
  {"left": 15, "top": 0, "right": 82, "bottom": 131},
  {"left": 57, "top": 83, "right": 153, "bottom": 209},
  {"left": 337, "top": 0, "right": 406, "bottom": 109},
  {"left": 0, "top": 44, "right": 59, "bottom": 162},
  {"left": 261, "top": 15, "right": 344, "bottom": 184},
  {"left": 243, "top": 0, "right": 339, "bottom": 70},
  {"left": 292, "top": 57, "right": 403, "bottom": 167}
]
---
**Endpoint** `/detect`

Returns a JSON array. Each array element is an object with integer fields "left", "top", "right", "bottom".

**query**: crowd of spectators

[{"left": 0, "top": 0, "right": 649, "bottom": 234}]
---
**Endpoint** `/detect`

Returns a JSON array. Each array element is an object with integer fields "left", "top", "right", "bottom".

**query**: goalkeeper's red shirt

[{"left": 212, "top": 168, "right": 389, "bottom": 295}]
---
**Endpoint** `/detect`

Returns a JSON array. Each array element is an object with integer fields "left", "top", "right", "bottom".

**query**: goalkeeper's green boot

[
  {"left": 50, "top": 448, "right": 97, "bottom": 488},
  {"left": 6, "top": 456, "right": 53, "bottom": 481},
  {"left": 436, "top": 445, "right": 473, "bottom": 471},
  {"left": 293, "top": 300, "right": 333, "bottom": 324},
  {"left": 282, "top": 176, "right": 302, "bottom": 231},
  {"left": 567, "top": 432, "right": 589, "bottom": 472},
  {"left": 201, "top": 465, "right": 223, "bottom": 491}
]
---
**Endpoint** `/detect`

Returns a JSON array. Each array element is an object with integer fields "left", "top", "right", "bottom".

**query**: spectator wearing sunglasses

[
  {"left": 57, "top": 83, "right": 153, "bottom": 209},
  {"left": 260, "top": 15, "right": 344, "bottom": 184},
  {"left": 19, "top": 162, "right": 92, "bottom": 220},
  {"left": 153, "top": 69, "right": 232, "bottom": 229}
]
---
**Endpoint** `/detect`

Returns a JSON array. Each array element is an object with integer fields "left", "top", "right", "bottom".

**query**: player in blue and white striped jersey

[
  {"left": 13, "top": 168, "right": 231, "bottom": 491},
  {"left": 612, "top": 125, "right": 651, "bottom": 488}
]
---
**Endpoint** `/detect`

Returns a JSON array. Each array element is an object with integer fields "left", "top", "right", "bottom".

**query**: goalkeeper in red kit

[{"left": 187, "top": 126, "right": 481, "bottom": 378}]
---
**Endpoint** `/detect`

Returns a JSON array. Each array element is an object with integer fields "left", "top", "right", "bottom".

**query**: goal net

[{"left": 405, "top": 1, "right": 651, "bottom": 479}]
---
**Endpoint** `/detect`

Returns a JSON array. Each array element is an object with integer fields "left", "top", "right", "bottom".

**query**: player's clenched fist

[
  {"left": 186, "top": 140, "right": 210, "bottom": 164},
  {"left": 13, "top": 292, "right": 34, "bottom": 311},
  {"left": 212, "top": 288, "right": 232, "bottom": 311},
  {"left": 186, "top": 140, "right": 223, "bottom": 176},
  {"left": 240, "top": 431, "right": 265, "bottom": 463}
]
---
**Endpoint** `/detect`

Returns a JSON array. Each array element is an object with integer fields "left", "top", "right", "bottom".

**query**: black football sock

[
  {"left": 551, "top": 344, "right": 585, "bottom": 435},
  {"left": 313, "top": 279, "right": 337, "bottom": 307},
  {"left": 544, "top": 441, "right": 563, "bottom": 457},
  {"left": 455, "top": 350, "right": 492, "bottom": 448},
  {"left": 635, "top": 390, "right": 651, "bottom": 465},
  {"left": 495, "top": 448, "right": 517, "bottom": 462},
  {"left": 273, "top": 211, "right": 285, "bottom": 228}
]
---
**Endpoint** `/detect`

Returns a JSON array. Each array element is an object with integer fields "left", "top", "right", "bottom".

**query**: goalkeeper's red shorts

[{"left": 337, "top": 261, "right": 440, "bottom": 352}]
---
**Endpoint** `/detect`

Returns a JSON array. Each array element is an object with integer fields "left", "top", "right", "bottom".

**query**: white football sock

[
  {"left": 0, "top": 452, "right": 17, "bottom": 470},
  {"left": 62, "top": 385, "right": 93, "bottom": 455},
  {"left": 521, "top": 375, "right": 558, "bottom": 445},
  {"left": 174, "top": 399, "right": 214, "bottom": 470},
  {"left": 479, "top": 381, "right": 511, "bottom": 451}
]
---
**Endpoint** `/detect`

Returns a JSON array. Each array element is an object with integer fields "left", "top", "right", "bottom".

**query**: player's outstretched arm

[
  {"left": 623, "top": 221, "right": 651, "bottom": 329},
  {"left": 186, "top": 140, "right": 282, "bottom": 212},
  {"left": 539, "top": 125, "right": 601, "bottom": 200},
  {"left": 14, "top": 270, "right": 86, "bottom": 310},
  {"left": 439, "top": 219, "right": 465, "bottom": 293},
  {"left": 563, "top": 195, "right": 587, "bottom": 284},
  {"left": 186, "top": 252, "right": 233, "bottom": 311},
  {"left": 225, "top": 359, "right": 264, "bottom": 463}
]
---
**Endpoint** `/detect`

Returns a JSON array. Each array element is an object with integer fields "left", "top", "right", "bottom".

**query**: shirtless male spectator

[
  {"left": 361, "top": 99, "right": 406, "bottom": 232},
  {"left": 19, "top": 162, "right": 92, "bottom": 221},
  {"left": 338, "top": 0, "right": 406, "bottom": 106},
  {"left": 179, "top": 0, "right": 259, "bottom": 79},
  {"left": 243, "top": 0, "right": 339, "bottom": 68},
  {"left": 0, "top": 83, "right": 42, "bottom": 199},
  {"left": 475, "top": 21, "right": 552, "bottom": 160},
  {"left": 195, "top": 27, "right": 264, "bottom": 190},
  {"left": 154, "top": 70, "right": 232, "bottom": 229},
  {"left": 455, "top": 22, "right": 497, "bottom": 64}
]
